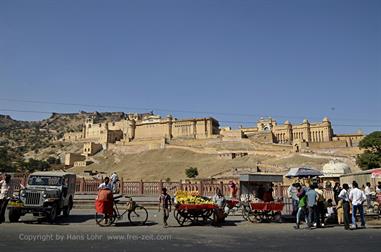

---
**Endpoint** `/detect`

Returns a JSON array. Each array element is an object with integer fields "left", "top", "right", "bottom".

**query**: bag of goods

[
  {"left": 97, "top": 189, "right": 113, "bottom": 201},
  {"left": 95, "top": 189, "right": 114, "bottom": 215}
]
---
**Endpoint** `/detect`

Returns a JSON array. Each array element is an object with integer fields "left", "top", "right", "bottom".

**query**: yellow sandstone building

[
  {"left": 63, "top": 113, "right": 363, "bottom": 151},
  {"left": 64, "top": 112, "right": 220, "bottom": 145}
]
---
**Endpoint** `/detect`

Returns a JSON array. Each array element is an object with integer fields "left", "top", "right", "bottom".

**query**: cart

[
  {"left": 246, "top": 202, "right": 284, "bottom": 223},
  {"left": 173, "top": 203, "right": 218, "bottom": 226},
  {"left": 239, "top": 173, "right": 284, "bottom": 223}
]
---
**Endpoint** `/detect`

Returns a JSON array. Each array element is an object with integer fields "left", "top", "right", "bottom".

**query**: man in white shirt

[
  {"left": 349, "top": 181, "right": 366, "bottom": 229},
  {"left": 287, "top": 183, "right": 299, "bottom": 216},
  {"left": 98, "top": 177, "right": 112, "bottom": 191},
  {"left": 376, "top": 182, "right": 381, "bottom": 193},
  {"left": 0, "top": 174, "right": 12, "bottom": 223},
  {"left": 338, "top": 183, "right": 351, "bottom": 230},
  {"left": 364, "top": 182, "right": 372, "bottom": 209}
]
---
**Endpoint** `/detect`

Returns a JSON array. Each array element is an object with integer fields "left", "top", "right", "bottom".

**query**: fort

[{"left": 63, "top": 112, "right": 364, "bottom": 157}]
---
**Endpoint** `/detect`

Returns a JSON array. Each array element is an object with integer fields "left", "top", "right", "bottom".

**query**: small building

[
  {"left": 64, "top": 153, "right": 86, "bottom": 167},
  {"left": 73, "top": 160, "right": 93, "bottom": 167},
  {"left": 83, "top": 142, "right": 103, "bottom": 156},
  {"left": 218, "top": 152, "right": 248, "bottom": 160}
]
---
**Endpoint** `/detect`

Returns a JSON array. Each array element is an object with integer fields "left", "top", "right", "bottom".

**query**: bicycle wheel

[
  {"left": 95, "top": 209, "right": 116, "bottom": 227},
  {"left": 128, "top": 206, "right": 148, "bottom": 225}
]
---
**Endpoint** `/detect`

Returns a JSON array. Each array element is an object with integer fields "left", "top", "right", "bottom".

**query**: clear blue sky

[{"left": 0, "top": 0, "right": 380, "bottom": 134}]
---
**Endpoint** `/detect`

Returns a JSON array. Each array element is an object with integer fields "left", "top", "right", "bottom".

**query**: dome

[
  {"left": 322, "top": 117, "right": 330, "bottom": 122},
  {"left": 284, "top": 120, "right": 290, "bottom": 125},
  {"left": 322, "top": 160, "right": 351, "bottom": 177},
  {"left": 303, "top": 119, "right": 309, "bottom": 124}
]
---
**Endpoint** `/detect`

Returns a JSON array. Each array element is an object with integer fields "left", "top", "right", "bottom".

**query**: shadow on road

[
  {"left": 21, "top": 214, "right": 94, "bottom": 225},
  {"left": 114, "top": 221, "right": 158, "bottom": 227}
]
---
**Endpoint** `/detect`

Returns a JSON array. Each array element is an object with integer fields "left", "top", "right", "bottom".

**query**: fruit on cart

[{"left": 175, "top": 190, "right": 214, "bottom": 205}]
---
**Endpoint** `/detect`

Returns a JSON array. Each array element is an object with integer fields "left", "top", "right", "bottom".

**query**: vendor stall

[{"left": 239, "top": 173, "right": 284, "bottom": 223}]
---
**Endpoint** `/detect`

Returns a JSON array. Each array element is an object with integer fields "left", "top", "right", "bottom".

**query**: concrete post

[
  {"left": 120, "top": 177, "right": 124, "bottom": 194},
  {"left": 140, "top": 180, "right": 144, "bottom": 195}
]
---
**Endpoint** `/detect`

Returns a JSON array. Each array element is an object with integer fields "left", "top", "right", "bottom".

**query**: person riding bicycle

[{"left": 98, "top": 177, "right": 112, "bottom": 191}]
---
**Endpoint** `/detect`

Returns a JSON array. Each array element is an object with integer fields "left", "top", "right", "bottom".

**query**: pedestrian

[
  {"left": 305, "top": 184, "right": 318, "bottom": 228},
  {"left": 110, "top": 172, "right": 119, "bottom": 193},
  {"left": 294, "top": 184, "right": 307, "bottom": 229},
  {"left": 338, "top": 183, "right": 351, "bottom": 230},
  {"left": 228, "top": 181, "right": 238, "bottom": 199},
  {"left": 376, "top": 182, "right": 381, "bottom": 193},
  {"left": 287, "top": 183, "right": 299, "bottom": 216},
  {"left": 98, "top": 177, "right": 112, "bottom": 191},
  {"left": 364, "top": 182, "right": 372, "bottom": 209},
  {"left": 159, "top": 188, "right": 171, "bottom": 227},
  {"left": 333, "top": 182, "right": 341, "bottom": 205},
  {"left": 315, "top": 184, "right": 325, "bottom": 227},
  {"left": 0, "top": 174, "right": 12, "bottom": 224},
  {"left": 349, "top": 181, "right": 366, "bottom": 229}
]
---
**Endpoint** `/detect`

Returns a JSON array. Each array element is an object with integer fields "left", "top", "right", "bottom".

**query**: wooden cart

[{"left": 173, "top": 203, "right": 218, "bottom": 226}]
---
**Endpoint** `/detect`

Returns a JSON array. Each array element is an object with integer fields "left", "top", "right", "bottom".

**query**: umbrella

[
  {"left": 285, "top": 167, "right": 323, "bottom": 178},
  {"left": 371, "top": 169, "right": 381, "bottom": 179}
]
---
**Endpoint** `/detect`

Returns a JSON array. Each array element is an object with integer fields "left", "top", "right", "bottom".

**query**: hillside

[
  {"left": 0, "top": 112, "right": 130, "bottom": 171},
  {"left": 68, "top": 148, "right": 338, "bottom": 181}
]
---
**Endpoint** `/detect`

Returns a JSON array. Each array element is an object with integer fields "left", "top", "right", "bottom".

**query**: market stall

[{"left": 239, "top": 173, "right": 284, "bottom": 223}]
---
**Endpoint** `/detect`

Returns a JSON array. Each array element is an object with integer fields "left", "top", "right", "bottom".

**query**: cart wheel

[
  {"left": 273, "top": 212, "right": 282, "bottom": 223},
  {"left": 241, "top": 203, "right": 250, "bottom": 221},
  {"left": 246, "top": 210, "right": 260, "bottom": 223},
  {"left": 174, "top": 209, "right": 191, "bottom": 226}
]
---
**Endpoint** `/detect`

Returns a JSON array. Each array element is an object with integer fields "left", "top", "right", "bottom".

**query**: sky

[{"left": 0, "top": 0, "right": 380, "bottom": 134}]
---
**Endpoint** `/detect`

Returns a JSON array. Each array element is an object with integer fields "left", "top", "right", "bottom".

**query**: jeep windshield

[{"left": 28, "top": 176, "right": 63, "bottom": 186}]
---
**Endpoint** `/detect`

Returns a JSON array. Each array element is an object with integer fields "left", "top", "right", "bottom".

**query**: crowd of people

[{"left": 288, "top": 180, "right": 381, "bottom": 230}]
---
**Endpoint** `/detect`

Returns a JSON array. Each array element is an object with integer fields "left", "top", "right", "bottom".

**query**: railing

[{"left": 11, "top": 176, "right": 336, "bottom": 216}]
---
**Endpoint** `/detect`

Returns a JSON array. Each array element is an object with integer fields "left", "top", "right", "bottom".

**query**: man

[
  {"left": 349, "top": 181, "right": 366, "bottom": 229},
  {"left": 110, "top": 172, "right": 119, "bottom": 193},
  {"left": 0, "top": 174, "right": 12, "bottom": 223},
  {"left": 338, "top": 183, "right": 351, "bottom": 230},
  {"left": 333, "top": 182, "right": 341, "bottom": 205},
  {"left": 305, "top": 184, "right": 318, "bottom": 228},
  {"left": 98, "top": 177, "right": 112, "bottom": 191},
  {"left": 158, "top": 188, "right": 171, "bottom": 227},
  {"left": 377, "top": 182, "right": 381, "bottom": 193},
  {"left": 364, "top": 182, "right": 372, "bottom": 209},
  {"left": 315, "top": 185, "right": 325, "bottom": 227},
  {"left": 287, "top": 183, "right": 299, "bottom": 216},
  {"left": 294, "top": 184, "right": 307, "bottom": 229}
]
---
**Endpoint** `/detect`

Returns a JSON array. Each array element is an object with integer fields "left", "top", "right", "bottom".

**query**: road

[{"left": 0, "top": 209, "right": 380, "bottom": 252}]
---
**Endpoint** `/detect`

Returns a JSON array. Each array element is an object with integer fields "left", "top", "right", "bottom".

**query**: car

[{"left": 8, "top": 171, "right": 76, "bottom": 223}]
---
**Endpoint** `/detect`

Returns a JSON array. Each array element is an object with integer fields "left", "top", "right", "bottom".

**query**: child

[{"left": 159, "top": 188, "right": 171, "bottom": 227}]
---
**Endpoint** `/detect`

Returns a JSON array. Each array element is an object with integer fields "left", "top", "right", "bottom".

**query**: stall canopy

[
  {"left": 285, "top": 167, "right": 323, "bottom": 178},
  {"left": 240, "top": 173, "right": 283, "bottom": 183}
]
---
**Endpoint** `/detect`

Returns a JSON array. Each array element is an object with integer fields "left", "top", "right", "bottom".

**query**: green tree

[
  {"left": 357, "top": 131, "right": 381, "bottom": 170},
  {"left": 185, "top": 167, "right": 198, "bottom": 178}
]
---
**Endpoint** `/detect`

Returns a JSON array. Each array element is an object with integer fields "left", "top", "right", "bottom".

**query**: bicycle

[{"left": 95, "top": 195, "right": 148, "bottom": 226}]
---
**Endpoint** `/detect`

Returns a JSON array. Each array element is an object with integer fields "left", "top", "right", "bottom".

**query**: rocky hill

[{"left": 0, "top": 111, "right": 129, "bottom": 171}]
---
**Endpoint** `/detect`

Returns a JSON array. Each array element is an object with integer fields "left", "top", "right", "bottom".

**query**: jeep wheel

[
  {"left": 48, "top": 204, "right": 58, "bottom": 223},
  {"left": 8, "top": 208, "right": 21, "bottom": 223},
  {"left": 63, "top": 199, "right": 73, "bottom": 217}
]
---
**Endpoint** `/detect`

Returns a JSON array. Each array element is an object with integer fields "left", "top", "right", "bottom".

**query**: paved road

[{"left": 0, "top": 209, "right": 380, "bottom": 252}]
